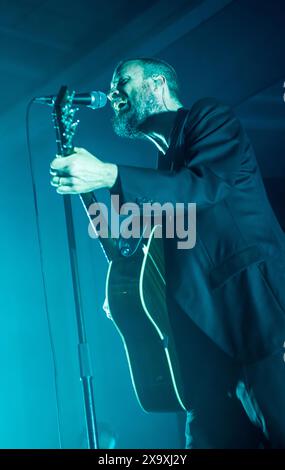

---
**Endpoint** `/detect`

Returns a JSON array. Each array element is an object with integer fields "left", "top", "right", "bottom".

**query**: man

[{"left": 50, "top": 57, "right": 285, "bottom": 448}]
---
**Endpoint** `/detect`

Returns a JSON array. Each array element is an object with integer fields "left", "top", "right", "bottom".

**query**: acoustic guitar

[{"left": 52, "top": 86, "right": 189, "bottom": 412}]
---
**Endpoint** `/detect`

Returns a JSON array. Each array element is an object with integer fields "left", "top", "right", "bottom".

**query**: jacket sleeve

[{"left": 110, "top": 99, "right": 248, "bottom": 208}]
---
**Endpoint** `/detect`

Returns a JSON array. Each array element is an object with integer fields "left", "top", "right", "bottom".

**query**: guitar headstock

[{"left": 52, "top": 85, "right": 79, "bottom": 157}]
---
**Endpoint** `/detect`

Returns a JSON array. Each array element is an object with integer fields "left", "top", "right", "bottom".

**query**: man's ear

[{"left": 152, "top": 74, "right": 165, "bottom": 89}]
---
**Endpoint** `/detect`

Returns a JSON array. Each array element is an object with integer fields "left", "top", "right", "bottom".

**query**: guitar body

[{"left": 106, "top": 226, "right": 190, "bottom": 412}]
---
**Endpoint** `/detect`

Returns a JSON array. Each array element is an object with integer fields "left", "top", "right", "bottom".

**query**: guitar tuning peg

[
  {"left": 63, "top": 106, "right": 71, "bottom": 116},
  {"left": 70, "top": 107, "right": 79, "bottom": 114},
  {"left": 71, "top": 119, "right": 80, "bottom": 128},
  {"left": 65, "top": 92, "right": 75, "bottom": 105},
  {"left": 64, "top": 115, "right": 73, "bottom": 124}
]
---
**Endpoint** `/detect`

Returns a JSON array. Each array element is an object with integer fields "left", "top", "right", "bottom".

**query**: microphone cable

[{"left": 26, "top": 99, "right": 63, "bottom": 448}]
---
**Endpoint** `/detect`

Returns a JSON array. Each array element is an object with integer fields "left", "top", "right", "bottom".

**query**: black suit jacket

[{"left": 111, "top": 98, "right": 285, "bottom": 363}]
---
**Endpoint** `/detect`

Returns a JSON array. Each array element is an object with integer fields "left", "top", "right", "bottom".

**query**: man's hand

[{"left": 50, "top": 147, "right": 118, "bottom": 194}]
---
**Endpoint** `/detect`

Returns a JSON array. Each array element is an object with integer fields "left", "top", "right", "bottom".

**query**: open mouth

[{"left": 114, "top": 100, "right": 130, "bottom": 113}]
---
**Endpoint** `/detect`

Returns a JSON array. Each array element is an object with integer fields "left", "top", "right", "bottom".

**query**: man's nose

[{"left": 107, "top": 88, "right": 120, "bottom": 102}]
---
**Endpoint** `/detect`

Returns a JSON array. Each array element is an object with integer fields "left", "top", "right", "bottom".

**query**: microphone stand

[
  {"left": 63, "top": 194, "right": 99, "bottom": 449},
  {"left": 51, "top": 86, "right": 111, "bottom": 448}
]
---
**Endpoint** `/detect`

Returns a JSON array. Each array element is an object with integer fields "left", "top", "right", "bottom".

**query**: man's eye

[
  {"left": 119, "top": 78, "right": 129, "bottom": 86},
  {"left": 109, "top": 78, "right": 129, "bottom": 96}
]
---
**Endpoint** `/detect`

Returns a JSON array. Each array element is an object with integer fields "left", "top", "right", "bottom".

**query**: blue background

[{"left": 0, "top": 0, "right": 284, "bottom": 448}]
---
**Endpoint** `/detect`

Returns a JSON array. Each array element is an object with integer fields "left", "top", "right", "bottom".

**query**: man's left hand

[{"left": 50, "top": 147, "right": 118, "bottom": 194}]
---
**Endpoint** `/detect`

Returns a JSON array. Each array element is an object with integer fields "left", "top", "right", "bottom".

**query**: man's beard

[{"left": 112, "top": 84, "right": 162, "bottom": 139}]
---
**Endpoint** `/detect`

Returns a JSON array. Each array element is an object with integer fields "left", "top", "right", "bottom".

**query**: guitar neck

[
  {"left": 52, "top": 85, "right": 120, "bottom": 263},
  {"left": 80, "top": 191, "right": 119, "bottom": 262}
]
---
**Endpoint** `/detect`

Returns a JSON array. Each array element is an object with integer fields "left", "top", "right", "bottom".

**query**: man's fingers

[
  {"left": 50, "top": 158, "right": 68, "bottom": 171},
  {"left": 56, "top": 185, "right": 80, "bottom": 194},
  {"left": 50, "top": 176, "right": 77, "bottom": 187},
  {"left": 50, "top": 173, "right": 82, "bottom": 194},
  {"left": 49, "top": 167, "right": 70, "bottom": 177},
  {"left": 50, "top": 154, "right": 77, "bottom": 173}
]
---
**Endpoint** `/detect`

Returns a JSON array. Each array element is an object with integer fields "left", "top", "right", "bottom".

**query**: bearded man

[{"left": 50, "top": 57, "right": 285, "bottom": 449}]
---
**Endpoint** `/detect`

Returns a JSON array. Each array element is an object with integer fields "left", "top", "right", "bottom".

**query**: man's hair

[{"left": 115, "top": 57, "right": 180, "bottom": 102}]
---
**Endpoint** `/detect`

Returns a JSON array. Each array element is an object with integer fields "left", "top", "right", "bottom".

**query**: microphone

[{"left": 33, "top": 91, "right": 107, "bottom": 110}]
